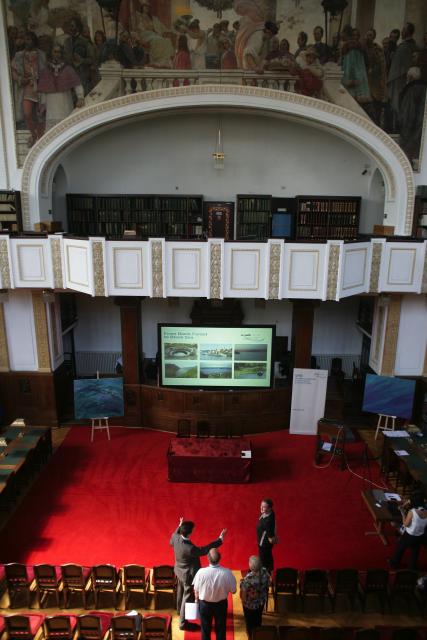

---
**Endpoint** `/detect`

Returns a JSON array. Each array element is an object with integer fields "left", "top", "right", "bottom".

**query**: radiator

[{"left": 75, "top": 351, "right": 122, "bottom": 376}]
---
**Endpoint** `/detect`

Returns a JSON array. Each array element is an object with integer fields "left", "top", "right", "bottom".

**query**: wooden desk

[{"left": 361, "top": 490, "right": 397, "bottom": 546}]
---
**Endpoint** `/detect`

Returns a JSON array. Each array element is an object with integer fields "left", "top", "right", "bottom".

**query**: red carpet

[{"left": 0, "top": 427, "right": 421, "bottom": 570}]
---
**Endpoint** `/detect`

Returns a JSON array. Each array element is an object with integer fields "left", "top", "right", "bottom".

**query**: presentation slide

[
  {"left": 362, "top": 374, "right": 416, "bottom": 419},
  {"left": 159, "top": 325, "right": 274, "bottom": 388}
]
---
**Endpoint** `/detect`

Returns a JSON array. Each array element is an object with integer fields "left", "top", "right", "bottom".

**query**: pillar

[
  {"left": 291, "top": 300, "right": 316, "bottom": 370},
  {"left": 115, "top": 297, "right": 142, "bottom": 426}
]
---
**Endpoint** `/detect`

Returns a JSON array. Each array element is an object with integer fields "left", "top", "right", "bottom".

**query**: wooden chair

[
  {"left": 110, "top": 616, "right": 141, "bottom": 640},
  {"left": 44, "top": 616, "right": 76, "bottom": 640},
  {"left": 353, "top": 630, "right": 381, "bottom": 640},
  {"left": 328, "top": 569, "right": 360, "bottom": 612},
  {"left": 5, "top": 564, "right": 34, "bottom": 609},
  {"left": 278, "top": 628, "right": 313, "bottom": 640},
  {"left": 390, "top": 629, "right": 419, "bottom": 640},
  {"left": 359, "top": 569, "right": 389, "bottom": 614},
  {"left": 122, "top": 565, "right": 150, "bottom": 609},
  {"left": 151, "top": 566, "right": 176, "bottom": 609},
  {"left": 61, "top": 564, "right": 91, "bottom": 609},
  {"left": 76, "top": 614, "right": 112, "bottom": 640},
  {"left": 4, "top": 615, "right": 44, "bottom": 640},
  {"left": 196, "top": 421, "right": 210, "bottom": 438},
  {"left": 300, "top": 569, "right": 332, "bottom": 612},
  {"left": 273, "top": 568, "right": 299, "bottom": 613},
  {"left": 91, "top": 565, "right": 121, "bottom": 610},
  {"left": 252, "top": 626, "right": 279, "bottom": 640},
  {"left": 317, "top": 629, "right": 346, "bottom": 640},
  {"left": 214, "top": 423, "right": 230, "bottom": 438},
  {"left": 389, "top": 570, "right": 419, "bottom": 612},
  {"left": 177, "top": 420, "right": 191, "bottom": 437},
  {"left": 141, "top": 615, "right": 172, "bottom": 640},
  {"left": 34, "top": 564, "right": 61, "bottom": 608}
]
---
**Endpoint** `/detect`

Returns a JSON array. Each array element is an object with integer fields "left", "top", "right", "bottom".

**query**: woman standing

[
  {"left": 390, "top": 490, "right": 427, "bottom": 570},
  {"left": 257, "top": 498, "right": 276, "bottom": 571},
  {"left": 240, "top": 556, "right": 270, "bottom": 639}
]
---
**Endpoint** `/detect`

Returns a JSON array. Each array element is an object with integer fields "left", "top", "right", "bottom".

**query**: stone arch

[{"left": 21, "top": 85, "right": 415, "bottom": 234}]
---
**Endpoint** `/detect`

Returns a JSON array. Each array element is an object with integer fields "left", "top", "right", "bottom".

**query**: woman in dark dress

[{"left": 257, "top": 498, "right": 276, "bottom": 571}]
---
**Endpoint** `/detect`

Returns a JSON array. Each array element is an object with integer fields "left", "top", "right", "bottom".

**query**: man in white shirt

[{"left": 193, "top": 549, "right": 237, "bottom": 640}]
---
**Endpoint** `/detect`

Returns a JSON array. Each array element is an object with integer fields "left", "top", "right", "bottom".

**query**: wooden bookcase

[
  {"left": 413, "top": 189, "right": 427, "bottom": 238},
  {"left": 67, "top": 194, "right": 204, "bottom": 239},
  {"left": 295, "top": 196, "right": 360, "bottom": 240},
  {"left": 236, "top": 195, "right": 272, "bottom": 240},
  {"left": 0, "top": 190, "right": 23, "bottom": 232}
]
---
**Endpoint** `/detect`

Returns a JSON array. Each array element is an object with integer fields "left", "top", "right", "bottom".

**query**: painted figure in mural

[
  {"left": 38, "top": 43, "right": 84, "bottom": 132},
  {"left": 11, "top": 30, "right": 46, "bottom": 145},
  {"left": 294, "top": 31, "right": 308, "bottom": 63},
  {"left": 233, "top": 0, "right": 268, "bottom": 69},
  {"left": 94, "top": 30, "right": 107, "bottom": 65},
  {"left": 263, "top": 38, "right": 295, "bottom": 71},
  {"left": 63, "top": 17, "right": 96, "bottom": 95},
  {"left": 220, "top": 37, "right": 237, "bottom": 69},
  {"left": 28, "top": 0, "right": 53, "bottom": 38},
  {"left": 206, "top": 23, "right": 222, "bottom": 69},
  {"left": 398, "top": 66, "right": 427, "bottom": 165},
  {"left": 387, "top": 22, "right": 417, "bottom": 127},
  {"left": 340, "top": 25, "right": 370, "bottom": 104},
  {"left": 311, "top": 26, "right": 332, "bottom": 65},
  {"left": 186, "top": 19, "right": 207, "bottom": 70},
  {"left": 291, "top": 46, "right": 324, "bottom": 98},
  {"left": 173, "top": 34, "right": 191, "bottom": 70},
  {"left": 385, "top": 28, "right": 400, "bottom": 73},
  {"left": 363, "top": 28, "right": 386, "bottom": 126},
  {"left": 117, "top": 31, "right": 138, "bottom": 68},
  {"left": 133, "top": 0, "right": 174, "bottom": 68}
]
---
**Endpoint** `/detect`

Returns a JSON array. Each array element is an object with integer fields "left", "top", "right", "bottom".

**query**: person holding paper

[
  {"left": 193, "top": 549, "right": 236, "bottom": 640},
  {"left": 257, "top": 498, "right": 277, "bottom": 571},
  {"left": 389, "top": 490, "right": 427, "bottom": 569},
  {"left": 170, "top": 517, "right": 226, "bottom": 631}
]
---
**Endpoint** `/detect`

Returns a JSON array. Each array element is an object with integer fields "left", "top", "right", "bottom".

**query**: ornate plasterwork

[
  {"left": 50, "top": 237, "right": 63, "bottom": 289},
  {"left": 210, "top": 243, "right": 222, "bottom": 299},
  {"left": 151, "top": 241, "right": 163, "bottom": 297},
  {"left": 32, "top": 291, "right": 51, "bottom": 372},
  {"left": 369, "top": 243, "right": 383, "bottom": 293},
  {"left": 326, "top": 244, "right": 340, "bottom": 300},
  {"left": 21, "top": 85, "right": 414, "bottom": 233},
  {"left": 92, "top": 241, "right": 105, "bottom": 296},
  {"left": 0, "top": 304, "right": 10, "bottom": 371},
  {"left": 380, "top": 295, "right": 401, "bottom": 376},
  {"left": 268, "top": 243, "right": 281, "bottom": 299},
  {"left": 0, "top": 239, "right": 11, "bottom": 288}
]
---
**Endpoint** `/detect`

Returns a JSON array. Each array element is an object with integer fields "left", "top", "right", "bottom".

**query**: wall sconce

[{"left": 212, "top": 121, "right": 225, "bottom": 170}]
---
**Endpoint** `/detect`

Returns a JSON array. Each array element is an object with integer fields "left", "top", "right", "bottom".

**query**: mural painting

[{"left": 4, "top": 0, "right": 427, "bottom": 169}]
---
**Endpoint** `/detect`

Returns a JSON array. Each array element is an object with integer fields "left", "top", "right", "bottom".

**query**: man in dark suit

[{"left": 170, "top": 517, "right": 227, "bottom": 630}]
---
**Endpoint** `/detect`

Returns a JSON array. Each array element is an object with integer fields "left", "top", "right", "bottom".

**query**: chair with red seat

[
  {"left": 34, "top": 565, "right": 61, "bottom": 608},
  {"left": 122, "top": 565, "right": 150, "bottom": 610},
  {"left": 4, "top": 615, "right": 44, "bottom": 640},
  {"left": 111, "top": 615, "right": 141, "bottom": 640},
  {"left": 91, "top": 566, "right": 121, "bottom": 610},
  {"left": 150, "top": 567, "right": 176, "bottom": 609},
  {"left": 76, "top": 614, "right": 112, "bottom": 640},
  {"left": 141, "top": 614, "right": 171, "bottom": 640},
  {"left": 61, "top": 564, "right": 91, "bottom": 609},
  {"left": 44, "top": 616, "right": 76, "bottom": 640},
  {"left": 5, "top": 564, "right": 34, "bottom": 609}
]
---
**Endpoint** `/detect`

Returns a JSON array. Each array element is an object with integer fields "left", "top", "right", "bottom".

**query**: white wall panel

[
  {"left": 282, "top": 244, "right": 327, "bottom": 299},
  {"left": 106, "top": 241, "right": 150, "bottom": 296},
  {"left": 380, "top": 242, "right": 425, "bottom": 293},
  {"left": 63, "top": 239, "right": 94, "bottom": 295},
  {"left": 395, "top": 294, "right": 427, "bottom": 376},
  {"left": 10, "top": 239, "right": 53, "bottom": 288},
  {"left": 3, "top": 290, "right": 38, "bottom": 371},
  {"left": 339, "top": 243, "right": 370, "bottom": 298},
  {"left": 223, "top": 244, "right": 267, "bottom": 298},
  {"left": 165, "top": 243, "right": 207, "bottom": 297}
]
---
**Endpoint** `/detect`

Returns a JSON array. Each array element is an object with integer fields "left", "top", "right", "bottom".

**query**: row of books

[
  {"left": 296, "top": 224, "right": 359, "bottom": 239},
  {"left": 238, "top": 198, "right": 271, "bottom": 212},
  {"left": 0, "top": 212, "right": 18, "bottom": 221},
  {"left": 298, "top": 212, "right": 359, "bottom": 225},
  {"left": 240, "top": 212, "right": 272, "bottom": 223},
  {"left": 298, "top": 199, "right": 359, "bottom": 213},
  {"left": 68, "top": 196, "right": 203, "bottom": 212}
]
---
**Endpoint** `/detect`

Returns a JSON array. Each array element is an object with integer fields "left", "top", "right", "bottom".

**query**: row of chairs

[
  {"left": 2, "top": 564, "right": 176, "bottom": 610},
  {"left": 0, "top": 612, "right": 171, "bottom": 640},
  {"left": 272, "top": 568, "right": 423, "bottom": 614},
  {"left": 252, "top": 624, "right": 426, "bottom": 640}
]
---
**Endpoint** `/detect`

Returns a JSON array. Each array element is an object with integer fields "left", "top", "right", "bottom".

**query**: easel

[
  {"left": 375, "top": 414, "right": 396, "bottom": 440},
  {"left": 90, "top": 371, "right": 111, "bottom": 442}
]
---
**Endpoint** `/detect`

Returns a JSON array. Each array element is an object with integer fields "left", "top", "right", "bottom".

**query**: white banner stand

[{"left": 290, "top": 368, "right": 328, "bottom": 435}]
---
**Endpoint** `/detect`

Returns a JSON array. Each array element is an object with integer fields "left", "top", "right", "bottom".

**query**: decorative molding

[
  {"left": 369, "top": 243, "right": 383, "bottom": 293},
  {"left": 0, "top": 238, "right": 11, "bottom": 288},
  {"left": 172, "top": 248, "right": 201, "bottom": 289},
  {"left": 50, "top": 237, "right": 63, "bottom": 289},
  {"left": 92, "top": 241, "right": 105, "bottom": 296},
  {"left": 32, "top": 291, "right": 51, "bottom": 372},
  {"left": 380, "top": 295, "right": 401, "bottom": 376},
  {"left": 230, "top": 249, "right": 260, "bottom": 291},
  {"left": 326, "top": 244, "right": 340, "bottom": 300},
  {"left": 0, "top": 303, "right": 10, "bottom": 371},
  {"left": 210, "top": 243, "right": 222, "bottom": 299},
  {"left": 151, "top": 241, "right": 163, "bottom": 297},
  {"left": 20, "top": 85, "right": 414, "bottom": 233},
  {"left": 268, "top": 242, "right": 281, "bottom": 299}
]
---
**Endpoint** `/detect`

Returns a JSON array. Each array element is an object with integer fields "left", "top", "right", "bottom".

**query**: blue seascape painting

[
  {"left": 73, "top": 378, "right": 124, "bottom": 419},
  {"left": 362, "top": 374, "right": 416, "bottom": 419}
]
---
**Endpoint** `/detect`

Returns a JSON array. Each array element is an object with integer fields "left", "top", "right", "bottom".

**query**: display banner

[{"left": 290, "top": 368, "right": 328, "bottom": 435}]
